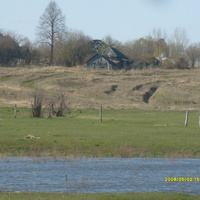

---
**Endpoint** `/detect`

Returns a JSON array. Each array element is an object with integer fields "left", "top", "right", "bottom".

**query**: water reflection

[{"left": 0, "top": 157, "right": 199, "bottom": 194}]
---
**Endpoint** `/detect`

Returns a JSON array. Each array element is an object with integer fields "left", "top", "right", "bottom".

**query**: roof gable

[
  {"left": 102, "top": 47, "right": 128, "bottom": 60},
  {"left": 85, "top": 46, "right": 132, "bottom": 70}
]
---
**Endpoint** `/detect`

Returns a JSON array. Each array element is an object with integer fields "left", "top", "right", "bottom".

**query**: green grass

[
  {"left": 20, "top": 80, "right": 36, "bottom": 89},
  {"left": 0, "top": 193, "right": 200, "bottom": 200},
  {"left": 0, "top": 75, "right": 13, "bottom": 82},
  {"left": 0, "top": 107, "right": 199, "bottom": 158}
]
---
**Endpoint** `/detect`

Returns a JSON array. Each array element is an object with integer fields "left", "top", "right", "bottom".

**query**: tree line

[{"left": 1, "top": 1, "right": 200, "bottom": 69}]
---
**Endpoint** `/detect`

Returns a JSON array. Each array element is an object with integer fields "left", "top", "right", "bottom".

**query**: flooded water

[{"left": 0, "top": 157, "right": 199, "bottom": 194}]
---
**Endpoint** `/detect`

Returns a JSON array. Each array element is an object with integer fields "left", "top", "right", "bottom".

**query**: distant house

[
  {"left": 91, "top": 40, "right": 104, "bottom": 52},
  {"left": 85, "top": 47, "right": 132, "bottom": 70}
]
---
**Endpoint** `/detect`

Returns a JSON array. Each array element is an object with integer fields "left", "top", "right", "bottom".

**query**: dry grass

[{"left": 1, "top": 66, "right": 200, "bottom": 110}]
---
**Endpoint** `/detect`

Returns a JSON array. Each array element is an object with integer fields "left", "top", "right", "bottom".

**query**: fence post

[
  {"left": 14, "top": 104, "right": 17, "bottom": 118},
  {"left": 99, "top": 105, "right": 102, "bottom": 122},
  {"left": 199, "top": 111, "right": 200, "bottom": 128},
  {"left": 184, "top": 111, "right": 189, "bottom": 126}
]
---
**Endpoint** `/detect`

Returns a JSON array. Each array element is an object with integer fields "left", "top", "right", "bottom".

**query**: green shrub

[{"left": 162, "top": 57, "right": 189, "bottom": 69}]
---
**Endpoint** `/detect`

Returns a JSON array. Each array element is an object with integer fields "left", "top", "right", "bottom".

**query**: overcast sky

[{"left": 0, "top": 0, "right": 200, "bottom": 43}]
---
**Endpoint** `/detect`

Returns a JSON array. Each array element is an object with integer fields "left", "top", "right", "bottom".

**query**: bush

[
  {"left": 162, "top": 57, "right": 189, "bottom": 69},
  {"left": 31, "top": 90, "right": 43, "bottom": 117}
]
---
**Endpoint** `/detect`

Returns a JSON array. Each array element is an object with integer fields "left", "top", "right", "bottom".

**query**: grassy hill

[
  {"left": 0, "top": 66, "right": 200, "bottom": 110},
  {"left": 0, "top": 67, "right": 200, "bottom": 158}
]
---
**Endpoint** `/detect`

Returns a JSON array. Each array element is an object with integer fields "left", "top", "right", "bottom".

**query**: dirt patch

[
  {"left": 133, "top": 84, "right": 143, "bottom": 91},
  {"left": 143, "top": 87, "right": 158, "bottom": 103},
  {"left": 104, "top": 85, "right": 118, "bottom": 95}
]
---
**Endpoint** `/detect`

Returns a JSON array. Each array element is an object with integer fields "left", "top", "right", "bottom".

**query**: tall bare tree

[
  {"left": 186, "top": 43, "right": 200, "bottom": 68},
  {"left": 36, "top": 1, "right": 66, "bottom": 65},
  {"left": 169, "top": 27, "right": 189, "bottom": 58}
]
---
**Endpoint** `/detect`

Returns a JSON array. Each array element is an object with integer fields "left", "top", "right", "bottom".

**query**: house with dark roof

[{"left": 85, "top": 47, "right": 132, "bottom": 70}]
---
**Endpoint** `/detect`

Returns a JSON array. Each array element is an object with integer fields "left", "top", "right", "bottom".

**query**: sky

[{"left": 0, "top": 0, "right": 200, "bottom": 43}]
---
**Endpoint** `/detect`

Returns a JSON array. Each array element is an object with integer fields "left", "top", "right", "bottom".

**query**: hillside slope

[{"left": 0, "top": 66, "right": 200, "bottom": 110}]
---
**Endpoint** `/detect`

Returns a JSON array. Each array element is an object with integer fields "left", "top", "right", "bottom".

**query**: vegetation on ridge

[{"left": 1, "top": 66, "right": 200, "bottom": 110}]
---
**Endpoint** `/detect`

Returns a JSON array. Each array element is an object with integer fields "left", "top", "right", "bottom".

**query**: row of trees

[
  {"left": 0, "top": 31, "right": 93, "bottom": 67},
  {"left": 1, "top": 1, "right": 200, "bottom": 69},
  {"left": 105, "top": 28, "right": 200, "bottom": 69}
]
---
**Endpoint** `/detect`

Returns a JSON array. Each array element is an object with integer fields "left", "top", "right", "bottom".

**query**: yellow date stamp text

[{"left": 165, "top": 177, "right": 200, "bottom": 182}]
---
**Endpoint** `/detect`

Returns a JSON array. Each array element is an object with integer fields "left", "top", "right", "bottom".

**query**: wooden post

[
  {"left": 14, "top": 104, "right": 17, "bottom": 118},
  {"left": 199, "top": 111, "right": 200, "bottom": 128},
  {"left": 99, "top": 105, "right": 102, "bottom": 122},
  {"left": 185, "top": 111, "right": 189, "bottom": 126}
]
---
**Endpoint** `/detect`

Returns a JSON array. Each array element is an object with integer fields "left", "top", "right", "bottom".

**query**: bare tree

[
  {"left": 102, "top": 35, "right": 122, "bottom": 49},
  {"left": 55, "top": 31, "right": 93, "bottom": 66},
  {"left": 36, "top": 1, "right": 66, "bottom": 65},
  {"left": 169, "top": 27, "right": 189, "bottom": 58},
  {"left": 31, "top": 89, "right": 43, "bottom": 117},
  {"left": 123, "top": 37, "right": 155, "bottom": 64},
  {"left": 149, "top": 28, "right": 168, "bottom": 58},
  {"left": 186, "top": 43, "right": 200, "bottom": 68},
  {"left": 47, "top": 89, "right": 69, "bottom": 117}
]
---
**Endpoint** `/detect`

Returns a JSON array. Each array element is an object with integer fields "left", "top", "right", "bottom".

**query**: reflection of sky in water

[{"left": 0, "top": 157, "right": 199, "bottom": 194}]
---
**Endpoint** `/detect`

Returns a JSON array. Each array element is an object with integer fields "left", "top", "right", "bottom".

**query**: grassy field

[
  {"left": 0, "top": 192, "right": 200, "bottom": 200},
  {"left": 1, "top": 66, "right": 200, "bottom": 110},
  {"left": 0, "top": 107, "right": 199, "bottom": 158}
]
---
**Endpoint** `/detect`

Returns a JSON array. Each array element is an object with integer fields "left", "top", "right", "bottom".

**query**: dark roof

[
  {"left": 102, "top": 47, "right": 129, "bottom": 60},
  {"left": 85, "top": 54, "right": 102, "bottom": 63},
  {"left": 85, "top": 53, "right": 116, "bottom": 65},
  {"left": 85, "top": 46, "right": 131, "bottom": 69}
]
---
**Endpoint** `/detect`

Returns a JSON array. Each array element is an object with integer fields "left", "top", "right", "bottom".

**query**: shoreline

[{"left": 0, "top": 192, "right": 200, "bottom": 200}]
